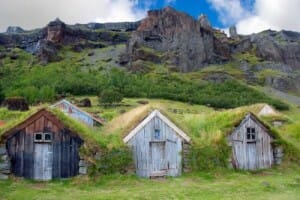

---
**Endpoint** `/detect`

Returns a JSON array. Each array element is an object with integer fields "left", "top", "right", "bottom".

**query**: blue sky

[{"left": 135, "top": 0, "right": 255, "bottom": 29}]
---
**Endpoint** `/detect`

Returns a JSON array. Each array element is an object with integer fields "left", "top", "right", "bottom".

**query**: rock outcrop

[
  {"left": 6, "top": 26, "right": 25, "bottom": 34},
  {"left": 127, "top": 7, "right": 230, "bottom": 72},
  {"left": 252, "top": 30, "right": 300, "bottom": 70}
]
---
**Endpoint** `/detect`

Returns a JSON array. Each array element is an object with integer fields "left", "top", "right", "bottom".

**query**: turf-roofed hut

[
  {"left": 51, "top": 99, "right": 104, "bottom": 127},
  {"left": 0, "top": 108, "right": 90, "bottom": 180},
  {"left": 123, "top": 109, "right": 191, "bottom": 178},
  {"left": 228, "top": 112, "right": 283, "bottom": 170}
]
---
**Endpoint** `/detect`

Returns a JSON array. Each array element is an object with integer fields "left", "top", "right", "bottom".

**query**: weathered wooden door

[
  {"left": 34, "top": 143, "right": 53, "bottom": 180},
  {"left": 246, "top": 142, "right": 257, "bottom": 170},
  {"left": 150, "top": 142, "right": 166, "bottom": 174}
]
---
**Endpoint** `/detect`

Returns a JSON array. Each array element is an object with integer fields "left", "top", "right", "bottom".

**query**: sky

[{"left": 0, "top": 0, "right": 299, "bottom": 34}]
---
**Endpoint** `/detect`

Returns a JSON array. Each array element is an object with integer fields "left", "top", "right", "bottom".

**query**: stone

[
  {"left": 0, "top": 174, "right": 8, "bottom": 180},
  {"left": 0, "top": 170, "right": 10, "bottom": 175},
  {"left": 229, "top": 25, "right": 238, "bottom": 38},
  {"left": 273, "top": 121, "right": 283, "bottom": 127},
  {"left": 1, "top": 155, "right": 8, "bottom": 161},
  {"left": 0, "top": 146, "right": 6, "bottom": 155},
  {"left": 79, "top": 160, "right": 87, "bottom": 167},
  {"left": 0, "top": 163, "right": 10, "bottom": 170},
  {"left": 79, "top": 166, "right": 87, "bottom": 175}
]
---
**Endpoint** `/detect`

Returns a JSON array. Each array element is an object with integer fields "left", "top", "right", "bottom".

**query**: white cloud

[
  {"left": 208, "top": 0, "right": 300, "bottom": 34},
  {"left": 0, "top": 0, "right": 147, "bottom": 32},
  {"left": 207, "top": 0, "right": 250, "bottom": 25}
]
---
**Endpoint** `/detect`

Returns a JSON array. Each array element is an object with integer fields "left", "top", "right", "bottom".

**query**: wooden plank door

[
  {"left": 246, "top": 142, "right": 257, "bottom": 170},
  {"left": 34, "top": 143, "right": 53, "bottom": 180},
  {"left": 150, "top": 142, "right": 166, "bottom": 173}
]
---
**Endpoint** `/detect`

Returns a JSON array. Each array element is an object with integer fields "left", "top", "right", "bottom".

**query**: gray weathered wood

[
  {"left": 126, "top": 111, "right": 188, "bottom": 178},
  {"left": 230, "top": 113, "right": 274, "bottom": 170}
]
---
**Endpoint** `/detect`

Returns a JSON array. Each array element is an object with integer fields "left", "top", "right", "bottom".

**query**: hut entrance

[
  {"left": 33, "top": 132, "right": 53, "bottom": 180},
  {"left": 246, "top": 142, "right": 257, "bottom": 170},
  {"left": 245, "top": 127, "right": 257, "bottom": 170},
  {"left": 149, "top": 141, "right": 166, "bottom": 176}
]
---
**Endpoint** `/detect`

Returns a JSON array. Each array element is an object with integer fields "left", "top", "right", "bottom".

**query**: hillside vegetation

[{"left": 0, "top": 46, "right": 289, "bottom": 110}]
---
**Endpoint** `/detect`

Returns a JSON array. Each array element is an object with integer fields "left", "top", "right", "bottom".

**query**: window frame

[
  {"left": 34, "top": 132, "right": 44, "bottom": 142},
  {"left": 34, "top": 132, "right": 52, "bottom": 143},
  {"left": 246, "top": 127, "right": 256, "bottom": 142}
]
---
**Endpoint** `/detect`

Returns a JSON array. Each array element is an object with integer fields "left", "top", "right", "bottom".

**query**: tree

[{"left": 98, "top": 88, "right": 123, "bottom": 106}]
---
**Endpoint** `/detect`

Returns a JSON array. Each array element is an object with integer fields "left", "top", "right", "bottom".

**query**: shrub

[
  {"left": 95, "top": 146, "right": 133, "bottom": 175},
  {"left": 99, "top": 88, "right": 123, "bottom": 106}
]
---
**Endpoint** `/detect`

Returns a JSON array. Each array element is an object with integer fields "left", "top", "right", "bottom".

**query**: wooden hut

[
  {"left": 51, "top": 99, "right": 104, "bottom": 127},
  {"left": 229, "top": 113, "right": 279, "bottom": 170},
  {"left": 123, "top": 110, "right": 191, "bottom": 178},
  {"left": 258, "top": 104, "right": 277, "bottom": 116},
  {"left": 0, "top": 109, "right": 84, "bottom": 180}
]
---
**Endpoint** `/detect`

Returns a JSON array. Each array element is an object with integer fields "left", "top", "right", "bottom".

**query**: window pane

[
  {"left": 247, "top": 128, "right": 251, "bottom": 133},
  {"left": 247, "top": 134, "right": 251, "bottom": 140},
  {"left": 45, "top": 133, "right": 52, "bottom": 141},
  {"left": 252, "top": 134, "right": 255, "bottom": 140},
  {"left": 35, "top": 133, "right": 42, "bottom": 140},
  {"left": 251, "top": 128, "right": 255, "bottom": 133}
]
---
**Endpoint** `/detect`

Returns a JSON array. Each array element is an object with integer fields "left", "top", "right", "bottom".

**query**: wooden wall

[
  {"left": 5, "top": 111, "right": 83, "bottom": 179},
  {"left": 230, "top": 114, "right": 274, "bottom": 170},
  {"left": 127, "top": 116, "right": 184, "bottom": 178}
]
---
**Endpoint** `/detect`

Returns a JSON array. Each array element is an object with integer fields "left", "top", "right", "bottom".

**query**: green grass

[{"left": 0, "top": 167, "right": 300, "bottom": 200}]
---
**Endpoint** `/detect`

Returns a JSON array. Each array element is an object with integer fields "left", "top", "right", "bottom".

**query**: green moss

[{"left": 233, "top": 52, "right": 260, "bottom": 66}]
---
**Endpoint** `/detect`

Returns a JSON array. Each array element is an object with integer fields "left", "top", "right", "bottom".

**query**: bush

[
  {"left": 99, "top": 88, "right": 123, "bottom": 106},
  {"left": 95, "top": 146, "right": 133, "bottom": 175},
  {"left": 189, "top": 140, "right": 231, "bottom": 171}
]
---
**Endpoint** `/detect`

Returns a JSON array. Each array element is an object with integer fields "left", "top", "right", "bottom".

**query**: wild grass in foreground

[{"left": 0, "top": 167, "right": 300, "bottom": 200}]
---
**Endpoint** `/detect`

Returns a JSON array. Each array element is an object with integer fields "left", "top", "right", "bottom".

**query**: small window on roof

[{"left": 154, "top": 129, "right": 161, "bottom": 140}]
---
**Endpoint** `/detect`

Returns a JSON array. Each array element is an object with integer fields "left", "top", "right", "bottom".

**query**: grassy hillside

[{"left": 0, "top": 46, "right": 289, "bottom": 110}]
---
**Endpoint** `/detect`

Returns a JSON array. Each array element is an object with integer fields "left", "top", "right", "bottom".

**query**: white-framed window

[
  {"left": 246, "top": 127, "right": 256, "bottom": 141},
  {"left": 34, "top": 132, "right": 52, "bottom": 143}
]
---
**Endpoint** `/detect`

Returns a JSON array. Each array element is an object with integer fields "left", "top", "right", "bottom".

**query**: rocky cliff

[
  {"left": 126, "top": 7, "right": 230, "bottom": 72},
  {"left": 0, "top": 7, "right": 299, "bottom": 94}
]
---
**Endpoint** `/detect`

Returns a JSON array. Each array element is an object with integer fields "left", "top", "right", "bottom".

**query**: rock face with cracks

[{"left": 127, "top": 7, "right": 230, "bottom": 72}]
